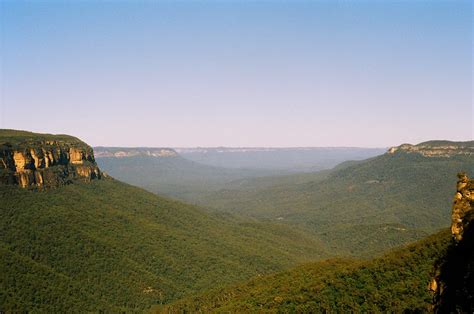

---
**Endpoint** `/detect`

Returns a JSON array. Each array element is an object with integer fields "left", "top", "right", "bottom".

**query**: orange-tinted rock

[
  {"left": 451, "top": 173, "right": 474, "bottom": 242},
  {"left": 432, "top": 173, "right": 474, "bottom": 312},
  {"left": 0, "top": 138, "right": 102, "bottom": 188}
]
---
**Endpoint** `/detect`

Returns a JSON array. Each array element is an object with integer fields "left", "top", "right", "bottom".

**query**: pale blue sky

[{"left": 0, "top": 0, "right": 472, "bottom": 147}]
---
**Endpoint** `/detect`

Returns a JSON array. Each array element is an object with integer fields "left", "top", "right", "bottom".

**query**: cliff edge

[
  {"left": 387, "top": 140, "right": 474, "bottom": 157},
  {"left": 432, "top": 172, "right": 474, "bottom": 312},
  {"left": 451, "top": 173, "right": 474, "bottom": 242},
  {"left": 0, "top": 129, "right": 102, "bottom": 188}
]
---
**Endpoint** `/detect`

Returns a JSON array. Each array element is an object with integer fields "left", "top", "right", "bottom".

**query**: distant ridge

[
  {"left": 387, "top": 140, "right": 474, "bottom": 157},
  {"left": 192, "top": 139, "right": 474, "bottom": 256},
  {"left": 94, "top": 147, "right": 177, "bottom": 158}
]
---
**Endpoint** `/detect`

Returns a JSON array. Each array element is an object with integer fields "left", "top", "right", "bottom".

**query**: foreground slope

[
  {"left": 0, "top": 130, "right": 329, "bottom": 311},
  {"left": 163, "top": 172, "right": 474, "bottom": 313},
  {"left": 0, "top": 178, "right": 331, "bottom": 311},
  {"left": 161, "top": 229, "right": 451, "bottom": 313}
]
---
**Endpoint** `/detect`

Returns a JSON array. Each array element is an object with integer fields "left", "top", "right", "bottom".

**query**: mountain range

[
  {"left": 1, "top": 129, "right": 472, "bottom": 311},
  {"left": 95, "top": 140, "right": 474, "bottom": 257}
]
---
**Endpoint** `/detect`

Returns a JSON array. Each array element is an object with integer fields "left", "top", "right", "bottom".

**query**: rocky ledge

[
  {"left": 0, "top": 129, "right": 102, "bottom": 188},
  {"left": 387, "top": 140, "right": 474, "bottom": 157},
  {"left": 431, "top": 173, "right": 474, "bottom": 312},
  {"left": 451, "top": 173, "right": 474, "bottom": 241}
]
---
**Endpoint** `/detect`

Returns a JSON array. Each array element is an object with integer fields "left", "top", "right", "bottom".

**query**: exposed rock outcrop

[
  {"left": 388, "top": 141, "right": 474, "bottom": 158},
  {"left": 451, "top": 173, "right": 474, "bottom": 242},
  {"left": 0, "top": 130, "right": 102, "bottom": 188},
  {"left": 432, "top": 173, "right": 474, "bottom": 312}
]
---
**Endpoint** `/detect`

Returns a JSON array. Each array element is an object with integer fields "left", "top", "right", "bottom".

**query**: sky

[{"left": 0, "top": 0, "right": 472, "bottom": 147}]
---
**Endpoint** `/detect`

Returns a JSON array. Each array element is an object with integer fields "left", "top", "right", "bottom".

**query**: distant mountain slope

[
  {"left": 0, "top": 131, "right": 330, "bottom": 312},
  {"left": 160, "top": 229, "right": 451, "bottom": 313},
  {"left": 95, "top": 141, "right": 473, "bottom": 257},
  {"left": 174, "top": 147, "right": 385, "bottom": 171},
  {"left": 193, "top": 141, "right": 474, "bottom": 256},
  {"left": 94, "top": 146, "right": 384, "bottom": 205},
  {"left": 94, "top": 152, "right": 279, "bottom": 200},
  {"left": 94, "top": 146, "right": 178, "bottom": 158}
]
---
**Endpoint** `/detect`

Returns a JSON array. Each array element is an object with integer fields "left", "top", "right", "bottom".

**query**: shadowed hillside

[
  {"left": 159, "top": 229, "right": 451, "bottom": 313},
  {"left": 432, "top": 173, "right": 474, "bottom": 312},
  {"left": 0, "top": 179, "right": 334, "bottom": 312}
]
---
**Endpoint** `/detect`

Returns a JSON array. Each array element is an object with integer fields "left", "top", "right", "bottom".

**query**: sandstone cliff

[
  {"left": 431, "top": 173, "right": 474, "bottom": 312},
  {"left": 451, "top": 173, "right": 474, "bottom": 242},
  {"left": 388, "top": 141, "right": 474, "bottom": 157},
  {"left": 0, "top": 130, "right": 102, "bottom": 188}
]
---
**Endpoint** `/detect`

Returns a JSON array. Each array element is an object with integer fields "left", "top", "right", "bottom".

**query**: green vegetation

[
  {"left": 0, "top": 179, "right": 330, "bottom": 312},
  {"left": 190, "top": 150, "right": 473, "bottom": 256},
  {"left": 97, "top": 142, "right": 473, "bottom": 258},
  {"left": 416, "top": 140, "right": 474, "bottom": 147},
  {"left": 96, "top": 155, "right": 281, "bottom": 201},
  {"left": 197, "top": 152, "right": 473, "bottom": 227},
  {"left": 95, "top": 147, "right": 384, "bottom": 202},
  {"left": 175, "top": 147, "right": 385, "bottom": 171},
  {"left": 160, "top": 229, "right": 451, "bottom": 313},
  {"left": 0, "top": 129, "right": 84, "bottom": 148},
  {"left": 2, "top": 131, "right": 471, "bottom": 311}
]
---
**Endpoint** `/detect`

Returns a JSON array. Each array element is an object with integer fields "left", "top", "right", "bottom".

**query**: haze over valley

[{"left": 94, "top": 146, "right": 385, "bottom": 201}]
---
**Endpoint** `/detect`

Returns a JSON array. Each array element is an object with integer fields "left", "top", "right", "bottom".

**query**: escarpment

[
  {"left": 431, "top": 173, "right": 474, "bottom": 312},
  {"left": 388, "top": 141, "right": 474, "bottom": 157},
  {"left": 451, "top": 173, "right": 474, "bottom": 242},
  {"left": 0, "top": 130, "right": 102, "bottom": 188}
]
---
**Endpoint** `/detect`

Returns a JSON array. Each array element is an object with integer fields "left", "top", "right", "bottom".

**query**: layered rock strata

[
  {"left": 451, "top": 173, "right": 474, "bottom": 241},
  {"left": 0, "top": 139, "right": 102, "bottom": 188},
  {"left": 388, "top": 141, "right": 474, "bottom": 157}
]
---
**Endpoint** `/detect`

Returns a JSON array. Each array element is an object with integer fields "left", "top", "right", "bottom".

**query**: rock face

[
  {"left": 387, "top": 141, "right": 474, "bottom": 157},
  {"left": 0, "top": 130, "right": 102, "bottom": 188},
  {"left": 451, "top": 173, "right": 474, "bottom": 241},
  {"left": 432, "top": 173, "right": 474, "bottom": 312}
]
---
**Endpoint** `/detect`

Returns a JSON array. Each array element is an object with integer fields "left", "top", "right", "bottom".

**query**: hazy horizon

[
  {"left": 97, "top": 145, "right": 389, "bottom": 149},
  {"left": 1, "top": 0, "right": 472, "bottom": 147},
  {"left": 5, "top": 127, "right": 473, "bottom": 149}
]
